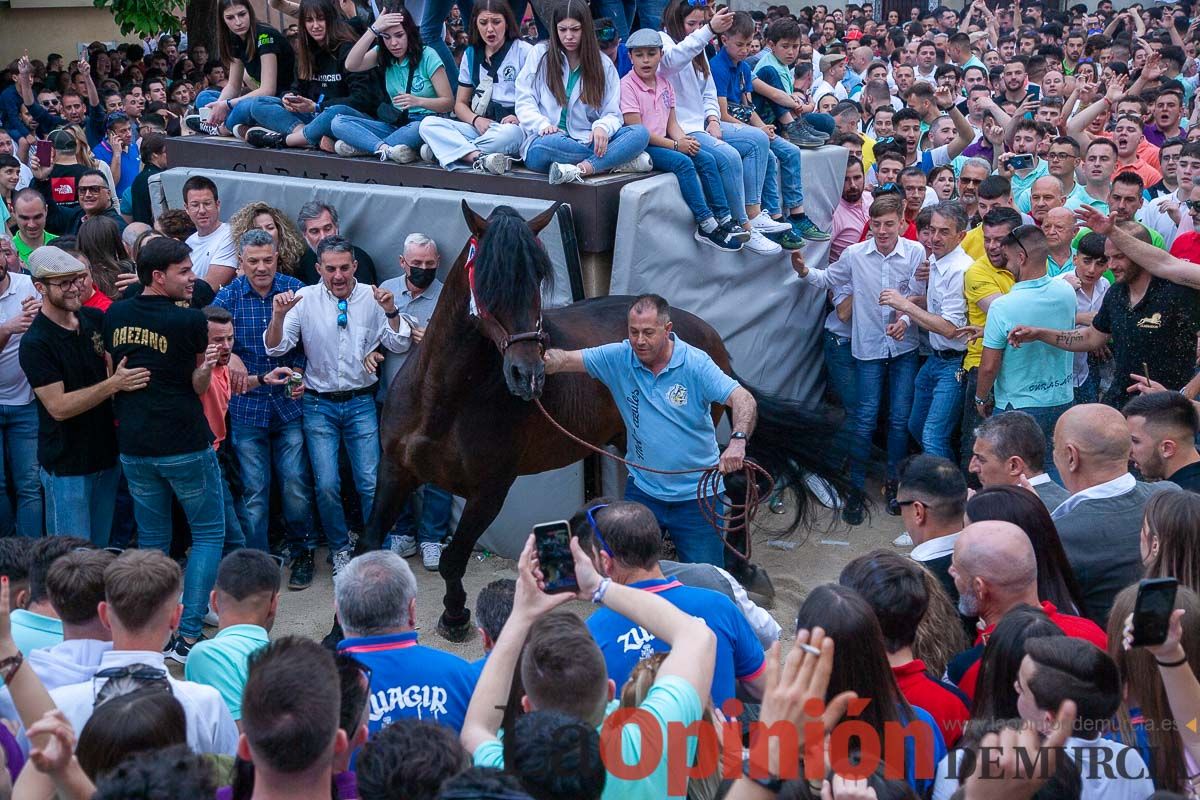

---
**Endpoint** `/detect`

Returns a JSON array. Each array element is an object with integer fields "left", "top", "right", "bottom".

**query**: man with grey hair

[
  {"left": 956, "top": 157, "right": 990, "bottom": 227},
  {"left": 294, "top": 202, "right": 377, "bottom": 287},
  {"left": 335, "top": 551, "right": 477, "bottom": 735},
  {"left": 968, "top": 410, "right": 1069, "bottom": 510},
  {"left": 879, "top": 201, "right": 972, "bottom": 459},
  {"left": 375, "top": 232, "right": 452, "bottom": 571},
  {"left": 120, "top": 221, "right": 151, "bottom": 258},
  {"left": 946, "top": 520, "right": 1107, "bottom": 696},
  {"left": 213, "top": 229, "right": 316, "bottom": 589}
]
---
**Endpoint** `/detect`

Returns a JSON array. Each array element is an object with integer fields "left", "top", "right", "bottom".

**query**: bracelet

[
  {"left": 974, "top": 395, "right": 991, "bottom": 406},
  {"left": 369, "top": 24, "right": 380, "bottom": 35},
  {"left": 0, "top": 652, "right": 22, "bottom": 686},
  {"left": 672, "top": 139, "right": 679, "bottom": 150},
  {"left": 472, "top": 114, "right": 480, "bottom": 126},
  {"left": 591, "top": 577, "right": 611, "bottom": 604},
  {"left": 1156, "top": 654, "right": 1189, "bottom": 668},
  {"left": 1182, "top": 387, "right": 1194, "bottom": 400},
  {"left": 255, "top": 372, "right": 266, "bottom": 386},
  {"left": 385, "top": 309, "right": 401, "bottom": 319}
]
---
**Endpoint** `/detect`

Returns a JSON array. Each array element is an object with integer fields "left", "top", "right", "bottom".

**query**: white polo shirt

[{"left": 0, "top": 272, "right": 37, "bottom": 405}]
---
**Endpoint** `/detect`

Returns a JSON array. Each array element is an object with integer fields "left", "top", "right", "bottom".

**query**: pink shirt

[
  {"left": 830, "top": 192, "right": 872, "bottom": 263},
  {"left": 620, "top": 71, "right": 674, "bottom": 137}
]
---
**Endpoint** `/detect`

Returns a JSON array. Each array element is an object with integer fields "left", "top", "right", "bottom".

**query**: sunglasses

[
  {"left": 40, "top": 99, "right": 60, "bottom": 107},
  {"left": 77, "top": 185, "right": 107, "bottom": 195},
  {"left": 687, "top": 0, "right": 710, "bottom": 6},
  {"left": 93, "top": 663, "right": 171, "bottom": 706},
  {"left": 1186, "top": 200, "right": 1200, "bottom": 213},
  {"left": 336, "top": 297, "right": 348, "bottom": 328},
  {"left": 584, "top": 503, "right": 614, "bottom": 557}
]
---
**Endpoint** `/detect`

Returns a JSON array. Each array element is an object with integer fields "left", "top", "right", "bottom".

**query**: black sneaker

[
  {"left": 720, "top": 220, "right": 751, "bottom": 244},
  {"left": 289, "top": 550, "right": 314, "bottom": 590},
  {"left": 694, "top": 224, "right": 742, "bottom": 251},
  {"left": 885, "top": 480, "right": 901, "bottom": 516},
  {"left": 184, "top": 115, "right": 221, "bottom": 136},
  {"left": 164, "top": 632, "right": 204, "bottom": 665},
  {"left": 841, "top": 494, "right": 865, "bottom": 526},
  {"left": 245, "top": 126, "right": 285, "bottom": 149}
]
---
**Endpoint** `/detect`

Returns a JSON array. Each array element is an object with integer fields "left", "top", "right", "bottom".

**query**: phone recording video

[
  {"left": 1131, "top": 578, "right": 1178, "bottom": 647},
  {"left": 533, "top": 520, "right": 577, "bottom": 594}
]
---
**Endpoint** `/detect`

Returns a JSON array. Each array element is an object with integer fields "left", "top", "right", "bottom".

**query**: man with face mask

[{"left": 375, "top": 233, "right": 453, "bottom": 572}]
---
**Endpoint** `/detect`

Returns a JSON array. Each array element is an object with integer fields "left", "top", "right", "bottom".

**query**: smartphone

[
  {"left": 1131, "top": 577, "right": 1178, "bottom": 646},
  {"left": 1009, "top": 153, "right": 1034, "bottom": 170},
  {"left": 34, "top": 140, "right": 51, "bottom": 166},
  {"left": 533, "top": 520, "right": 577, "bottom": 594},
  {"left": 1025, "top": 85, "right": 1041, "bottom": 101}
]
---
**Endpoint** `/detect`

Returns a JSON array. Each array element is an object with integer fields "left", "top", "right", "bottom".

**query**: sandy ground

[{"left": 260, "top": 487, "right": 909, "bottom": 658}]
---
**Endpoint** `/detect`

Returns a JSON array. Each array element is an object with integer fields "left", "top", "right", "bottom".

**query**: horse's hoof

[{"left": 437, "top": 611, "right": 474, "bottom": 642}]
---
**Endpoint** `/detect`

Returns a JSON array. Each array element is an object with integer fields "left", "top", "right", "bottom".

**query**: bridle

[{"left": 464, "top": 236, "right": 549, "bottom": 353}]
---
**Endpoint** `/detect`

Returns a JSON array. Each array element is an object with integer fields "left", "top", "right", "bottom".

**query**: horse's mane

[{"left": 473, "top": 206, "right": 554, "bottom": 320}]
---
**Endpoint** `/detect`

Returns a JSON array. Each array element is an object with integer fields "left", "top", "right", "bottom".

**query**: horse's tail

[{"left": 733, "top": 374, "right": 857, "bottom": 536}]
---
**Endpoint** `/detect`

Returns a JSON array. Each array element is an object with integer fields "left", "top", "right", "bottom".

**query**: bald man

[
  {"left": 1051, "top": 404, "right": 1180, "bottom": 624},
  {"left": 1028, "top": 176, "right": 1066, "bottom": 227},
  {"left": 945, "top": 520, "right": 1107, "bottom": 698},
  {"left": 1042, "top": 207, "right": 1077, "bottom": 277}
]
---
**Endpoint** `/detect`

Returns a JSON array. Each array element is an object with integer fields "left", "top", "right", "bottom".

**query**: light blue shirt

[
  {"left": 10, "top": 610, "right": 63, "bottom": 657},
  {"left": 982, "top": 274, "right": 1077, "bottom": 410},
  {"left": 582, "top": 335, "right": 738, "bottom": 501},
  {"left": 184, "top": 624, "right": 270, "bottom": 721},
  {"left": 1006, "top": 158, "right": 1050, "bottom": 199},
  {"left": 1047, "top": 251, "right": 1075, "bottom": 277}
]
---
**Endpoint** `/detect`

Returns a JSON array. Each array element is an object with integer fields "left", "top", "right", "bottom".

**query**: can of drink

[{"left": 287, "top": 370, "right": 304, "bottom": 390}]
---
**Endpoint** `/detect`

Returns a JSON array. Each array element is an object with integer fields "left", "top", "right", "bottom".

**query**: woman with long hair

[
  {"left": 229, "top": 201, "right": 307, "bottom": 274},
  {"left": 795, "top": 584, "right": 946, "bottom": 796},
  {"left": 331, "top": 4, "right": 454, "bottom": 163},
  {"left": 242, "top": 0, "right": 378, "bottom": 151},
  {"left": 76, "top": 215, "right": 134, "bottom": 301},
  {"left": 1142, "top": 490, "right": 1200, "bottom": 592},
  {"left": 965, "top": 486, "right": 1088, "bottom": 616},
  {"left": 417, "top": 0, "right": 532, "bottom": 174},
  {"left": 191, "top": 0, "right": 297, "bottom": 138},
  {"left": 1108, "top": 584, "right": 1200, "bottom": 792},
  {"left": 513, "top": 0, "right": 650, "bottom": 183}
]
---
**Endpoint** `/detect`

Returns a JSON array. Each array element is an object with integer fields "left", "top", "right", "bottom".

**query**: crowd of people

[{"left": 3, "top": 0, "right": 1200, "bottom": 798}]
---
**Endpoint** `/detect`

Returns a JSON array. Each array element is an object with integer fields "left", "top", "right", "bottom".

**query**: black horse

[{"left": 353, "top": 201, "right": 850, "bottom": 641}]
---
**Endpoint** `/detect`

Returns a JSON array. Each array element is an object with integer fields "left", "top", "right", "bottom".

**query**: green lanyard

[{"left": 558, "top": 67, "right": 582, "bottom": 130}]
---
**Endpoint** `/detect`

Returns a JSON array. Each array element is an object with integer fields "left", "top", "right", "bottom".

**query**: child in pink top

[{"left": 619, "top": 28, "right": 745, "bottom": 252}]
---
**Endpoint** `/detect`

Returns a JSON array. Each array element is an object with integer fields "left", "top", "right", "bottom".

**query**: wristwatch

[
  {"left": 730, "top": 431, "right": 748, "bottom": 441},
  {"left": 385, "top": 309, "right": 401, "bottom": 319}
]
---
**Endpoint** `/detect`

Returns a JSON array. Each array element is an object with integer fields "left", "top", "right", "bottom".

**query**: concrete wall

[{"left": 0, "top": 6, "right": 142, "bottom": 63}]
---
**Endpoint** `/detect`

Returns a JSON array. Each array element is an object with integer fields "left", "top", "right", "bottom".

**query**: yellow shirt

[
  {"left": 860, "top": 132, "right": 877, "bottom": 176},
  {"left": 961, "top": 225, "right": 985, "bottom": 262},
  {"left": 963, "top": 255, "right": 1016, "bottom": 370}
]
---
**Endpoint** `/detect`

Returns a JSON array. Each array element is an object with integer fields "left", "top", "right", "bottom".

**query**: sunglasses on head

[
  {"left": 336, "top": 297, "right": 348, "bottom": 328},
  {"left": 686, "top": 0, "right": 710, "bottom": 6},
  {"left": 584, "top": 503, "right": 613, "bottom": 557},
  {"left": 596, "top": 26, "right": 617, "bottom": 43}
]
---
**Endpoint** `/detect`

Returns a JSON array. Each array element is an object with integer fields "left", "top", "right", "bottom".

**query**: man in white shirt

[
  {"left": 879, "top": 201, "right": 972, "bottom": 459},
  {"left": 49, "top": 549, "right": 239, "bottom": 755},
  {"left": 793, "top": 194, "right": 925, "bottom": 524},
  {"left": 896, "top": 454, "right": 967, "bottom": 608},
  {"left": 1140, "top": 140, "right": 1200, "bottom": 248},
  {"left": 265, "top": 235, "right": 410, "bottom": 575},
  {"left": 182, "top": 175, "right": 236, "bottom": 290},
  {"left": 813, "top": 53, "right": 849, "bottom": 103},
  {"left": 1058, "top": 231, "right": 1110, "bottom": 404},
  {"left": 0, "top": 250, "right": 41, "bottom": 538}
]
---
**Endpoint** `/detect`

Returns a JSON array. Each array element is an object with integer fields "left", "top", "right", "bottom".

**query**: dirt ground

[{"left": 265, "top": 487, "right": 909, "bottom": 658}]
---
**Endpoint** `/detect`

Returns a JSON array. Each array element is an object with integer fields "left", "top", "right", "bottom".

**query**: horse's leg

[
  {"left": 436, "top": 480, "right": 513, "bottom": 642},
  {"left": 355, "top": 457, "right": 421, "bottom": 556}
]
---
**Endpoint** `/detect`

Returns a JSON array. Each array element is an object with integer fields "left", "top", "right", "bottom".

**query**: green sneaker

[
  {"left": 771, "top": 229, "right": 806, "bottom": 250},
  {"left": 792, "top": 215, "right": 831, "bottom": 241}
]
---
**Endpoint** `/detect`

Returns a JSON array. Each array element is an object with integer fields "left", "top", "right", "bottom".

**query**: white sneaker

[
  {"left": 750, "top": 212, "right": 792, "bottom": 233},
  {"left": 384, "top": 144, "right": 419, "bottom": 164},
  {"left": 331, "top": 549, "right": 352, "bottom": 577},
  {"left": 333, "top": 140, "right": 368, "bottom": 157},
  {"left": 389, "top": 534, "right": 417, "bottom": 558},
  {"left": 472, "top": 153, "right": 513, "bottom": 175},
  {"left": 892, "top": 532, "right": 914, "bottom": 547},
  {"left": 203, "top": 609, "right": 220, "bottom": 627},
  {"left": 611, "top": 152, "right": 653, "bottom": 174},
  {"left": 744, "top": 229, "right": 782, "bottom": 254},
  {"left": 549, "top": 162, "right": 584, "bottom": 185},
  {"left": 421, "top": 541, "right": 442, "bottom": 571},
  {"left": 419, "top": 143, "right": 435, "bottom": 162}
]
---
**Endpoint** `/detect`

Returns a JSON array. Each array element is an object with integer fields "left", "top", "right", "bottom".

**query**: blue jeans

[
  {"left": 592, "top": 0, "right": 666, "bottom": 41},
  {"left": 523, "top": 125, "right": 650, "bottom": 174},
  {"left": 761, "top": 135, "right": 803, "bottom": 215},
  {"left": 120, "top": 448, "right": 225, "bottom": 640},
  {"left": 421, "top": 0, "right": 473, "bottom": 91},
  {"left": 0, "top": 402, "right": 41, "bottom": 538},
  {"left": 241, "top": 95, "right": 317, "bottom": 140},
  {"left": 303, "top": 104, "right": 368, "bottom": 146},
  {"left": 998, "top": 402, "right": 1071, "bottom": 484},
  {"left": 231, "top": 419, "right": 314, "bottom": 553},
  {"left": 41, "top": 465, "right": 119, "bottom": 546},
  {"left": 392, "top": 484, "right": 453, "bottom": 544},
  {"left": 908, "top": 354, "right": 965, "bottom": 460},
  {"left": 195, "top": 89, "right": 255, "bottom": 131},
  {"left": 221, "top": 479, "right": 247, "bottom": 553},
  {"left": 646, "top": 145, "right": 717, "bottom": 224},
  {"left": 689, "top": 127, "right": 753, "bottom": 222},
  {"left": 823, "top": 331, "right": 858, "bottom": 465},
  {"left": 625, "top": 480, "right": 725, "bottom": 567},
  {"left": 330, "top": 115, "right": 424, "bottom": 154},
  {"left": 302, "top": 394, "right": 379, "bottom": 554},
  {"left": 850, "top": 351, "right": 920, "bottom": 489}
]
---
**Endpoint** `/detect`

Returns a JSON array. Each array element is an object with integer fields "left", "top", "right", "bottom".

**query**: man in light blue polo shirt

[
  {"left": 185, "top": 549, "right": 280, "bottom": 720},
  {"left": 542, "top": 294, "right": 758, "bottom": 566},
  {"left": 974, "top": 224, "right": 1076, "bottom": 481}
]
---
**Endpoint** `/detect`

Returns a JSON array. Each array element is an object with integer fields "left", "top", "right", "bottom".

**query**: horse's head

[{"left": 461, "top": 200, "right": 560, "bottom": 401}]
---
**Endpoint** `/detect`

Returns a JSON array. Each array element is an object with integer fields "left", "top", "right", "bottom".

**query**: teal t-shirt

[
  {"left": 582, "top": 335, "right": 739, "bottom": 501},
  {"left": 473, "top": 675, "right": 703, "bottom": 800},
  {"left": 982, "top": 274, "right": 1077, "bottom": 409},
  {"left": 184, "top": 624, "right": 270, "bottom": 721},
  {"left": 10, "top": 610, "right": 63, "bottom": 656},
  {"left": 1007, "top": 158, "right": 1050, "bottom": 199},
  {"left": 384, "top": 47, "right": 445, "bottom": 120}
]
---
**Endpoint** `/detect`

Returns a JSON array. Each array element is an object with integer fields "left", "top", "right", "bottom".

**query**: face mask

[{"left": 408, "top": 267, "right": 436, "bottom": 289}]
